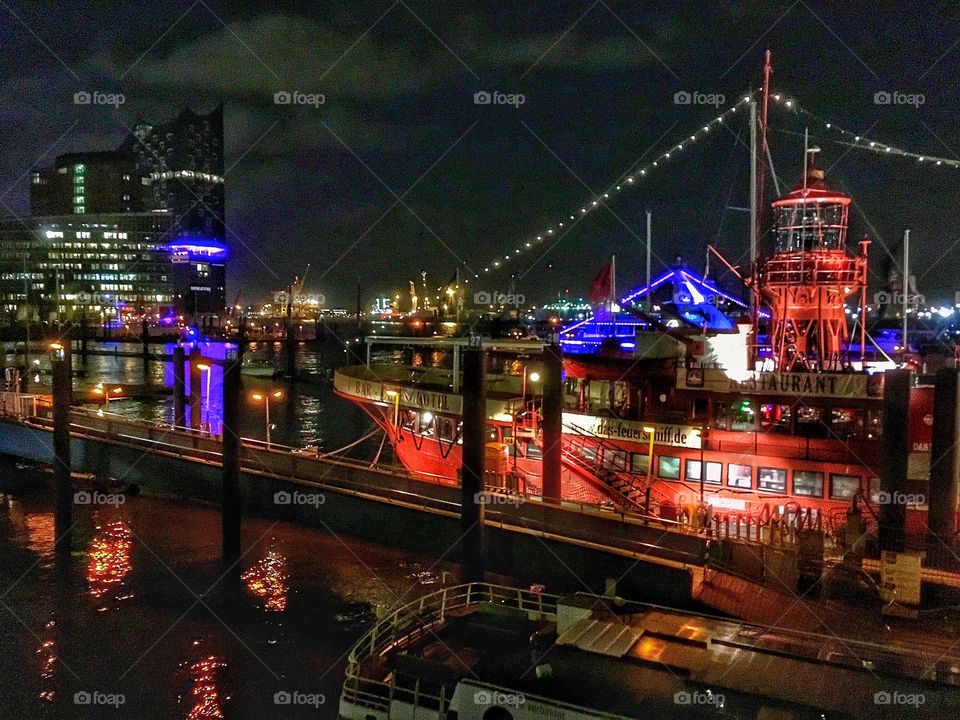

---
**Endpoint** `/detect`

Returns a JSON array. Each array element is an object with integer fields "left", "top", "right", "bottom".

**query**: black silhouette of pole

[
  {"left": 79, "top": 310, "right": 88, "bottom": 365},
  {"left": 221, "top": 351, "right": 242, "bottom": 576},
  {"left": 878, "top": 369, "right": 910, "bottom": 553},
  {"left": 460, "top": 343, "right": 486, "bottom": 582},
  {"left": 189, "top": 346, "right": 202, "bottom": 431},
  {"left": 285, "top": 288, "right": 296, "bottom": 379},
  {"left": 140, "top": 319, "right": 150, "bottom": 381},
  {"left": 51, "top": 339, "right": 72, "bottom": 556},
  {"left": 928, "top": 368, "right": 960, "bottom": 558},
  {"left": 237, "top": 316, "right": 248, "bottom": 362},
  {"left": 541, "top": 342, "right": 563, "bottom": 502},
  {"left": 173, "top": 345, "right": 186, "bottom": 429}
]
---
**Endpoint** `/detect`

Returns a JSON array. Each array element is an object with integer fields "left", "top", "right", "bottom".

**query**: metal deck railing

[{"left": 341, "top": 583, "right": 558, "bottom": 715}]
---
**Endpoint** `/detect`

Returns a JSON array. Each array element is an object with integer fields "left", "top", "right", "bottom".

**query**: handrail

[
  {"left": 341, "top": 580, "right": 960, "bottom": 715},
  {"left": 342, "top": 583, "right": 558, "bottom": 713}
]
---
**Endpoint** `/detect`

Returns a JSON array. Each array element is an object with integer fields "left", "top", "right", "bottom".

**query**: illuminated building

[
  {"left": 0, "top": 105, "right": 227, "bottom": 322},
  {"left": 122, "top": 105, "right": 226, "bottom": 315},
  {"left": 162, "top": 237, "right": 227, "bottom": 317},
  {"left": 30, "top": 151, "right": 143, "bottom": 216},
  {"left": 0, "top": 212, "right": 175, "bottom": 322}
]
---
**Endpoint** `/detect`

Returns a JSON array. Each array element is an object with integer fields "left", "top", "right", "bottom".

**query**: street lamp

[
  {"left": 251, "top": 390, "right": 283, "bottom": 447},
  {"left": 197, "top": 362, "right": 212, "bottom": 428},
  {"left": 385, "top": 389, "right": 400, "bottom": 428},
  {"left": 643, "top": 425, "right": 656, "bottom": 480}
]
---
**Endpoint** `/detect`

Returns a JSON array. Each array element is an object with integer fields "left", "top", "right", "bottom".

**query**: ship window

[
  {"left": 630, "top": 452, "right": 649, "bottom": 475},
  {"left": 686, "top": 459, "right": 722, "bottom": 485},
  {"left": 718, "top": 400, "right": 756, "bottom": 432},
  {"left": 728, "top": 463, "right": 752, "bottom": 489},
  {"left": 400, "top": 410, "right": 417, "bottom": 432},
  {"left": 830, "top": 473, "right": 860, "bottom": 500},
  {"left": 794, "top": 470, "right": 825, "bottom": 497},
  {"left": 419, "top": 412, "right": 435, "bottom": 437},
  {"left": 760, "top": 403, "right": 791, "bottom": 434},
  {"left": 603, "top": 449, "right": 626, "bottom": 472},
  {"left": 437, "top": 416, "right": 456, "bottom": 441},
  {"left": 658, "top": 455, "right": 680, "bottom": 480},
  {"left": 758, "top": 467, "right": 787, "bottom": 493}
]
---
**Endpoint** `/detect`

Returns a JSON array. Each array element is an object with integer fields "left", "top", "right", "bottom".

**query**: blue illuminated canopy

[
  {"left": 160, "top": 237, "right": 228, "bottom": 260},
  {"left": 560, "top": 263, "right": 752, "bottom": 354}
]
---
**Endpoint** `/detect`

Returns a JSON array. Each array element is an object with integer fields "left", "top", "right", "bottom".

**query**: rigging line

[
  {"left": 769, "top": 92, "right": 960, "bottom": 168},
  {"left": 477, "top": 94, "right": 757, "bottom": 280},
  {"left": 712, "top": 123, "right": 746, "bottom": 251}
]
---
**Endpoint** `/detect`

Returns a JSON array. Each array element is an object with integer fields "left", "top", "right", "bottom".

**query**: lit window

[
  {"left": 794, "top": 470, "right": 824, "bottom": 498},
  {"left": 829, "top": 474, "right": 859, "bottom": 500},
  {"left": 727, "top": 464, "right": 752, "bottom": 489},
  {"left": 685, "top": 459, "right": 722, "bottom": 485},
  {"left": 658, "top": 455, "right": 681, "bottom": 480},
  {"left": 758, "top": 467, "right": 787, "bottom": 493}
]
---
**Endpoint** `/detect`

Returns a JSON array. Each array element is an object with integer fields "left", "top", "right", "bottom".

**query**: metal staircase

[{"left": 509, "top": 397, "right": 669, "bottom": 513}]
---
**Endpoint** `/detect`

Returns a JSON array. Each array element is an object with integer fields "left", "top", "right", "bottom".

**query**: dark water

[
  {"left": 0, "top": 487, "right": 453, "bottom": 719},
  {"left": 0, "top": 338, "right": 443, "bottom": 718}
]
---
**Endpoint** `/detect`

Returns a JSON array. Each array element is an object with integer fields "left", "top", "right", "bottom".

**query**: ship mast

[
  {"left": 750, "top": 50, "right": 773, "bottom": 352},
  {"left": 757, "top": 49, "right": 772, "bottom": 251}
]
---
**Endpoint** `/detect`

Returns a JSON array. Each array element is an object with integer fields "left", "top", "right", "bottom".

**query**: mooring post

[
  {"left": 221, "top": 349, "right": 242, "bottom": 578},
  {"left": 927, "top": 368, "right": 960, "bottom": 562},
  {"left": 237, "top": 316, "right": 248, "bottom": 362},
  {"left": 189, "top": 346, "right": 202, "bottom": 431},
  {"left": 878, "top": 369, "right": 910, "bottom": 553},
  {"left": 460, "top": 342, "right": 486, "bottom": 582},
  {"left": 79, "top": 310, "right": 88, "bottom": 365},
  {"left": 285, "top": 318, "right": 296, "bottom": 379},
  {"left": 51, "top": 338, "right": 72, "bottom": 556},
  {"left": 140, "top": 319, "right": 150, "bottom": 382},
  {"left": 541, "top": 341, "right": 563, "bottom": 502},
  {"left": 173, "top": 345, "right": 186, "bottom": 429}
]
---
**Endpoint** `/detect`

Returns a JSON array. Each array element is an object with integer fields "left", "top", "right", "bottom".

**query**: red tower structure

[{"left": 755, "top": 148, "right": 869, "bottom": 371}]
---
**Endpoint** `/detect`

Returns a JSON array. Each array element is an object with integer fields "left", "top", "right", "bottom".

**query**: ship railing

[
  {"left": 342, "top": 583, "right": 559, "bottom": 714},
  {"left": 710, "top": 504, "right": 826, "bottom": 546},
  {"left": 705, "top": 434, "right": 879, "bottom": 466},
  {"left": 0, "top": 391, "right": 38, "bottom": 420}
]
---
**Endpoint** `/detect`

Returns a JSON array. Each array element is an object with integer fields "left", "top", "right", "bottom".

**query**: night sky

[{"left": 2, "top": 2, "right": 960, "bottom": 307}]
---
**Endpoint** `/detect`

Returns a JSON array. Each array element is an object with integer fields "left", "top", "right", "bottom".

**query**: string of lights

[
  {"left": 471, "top": 90, "right": 958, "bottom": 286},
  {"left": 474, "top": 94, "right": 756, "bottom": 278},
  {"left": 769, "top": 92, "right": 960, "bottom": 169}
]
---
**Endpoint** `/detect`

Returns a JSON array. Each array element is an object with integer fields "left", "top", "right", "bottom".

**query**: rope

[{"left": 321, "top": 426, "right": 381, "bottom": 458}]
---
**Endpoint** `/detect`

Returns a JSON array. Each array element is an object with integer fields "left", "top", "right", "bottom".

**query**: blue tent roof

[{"left": 560, "top": 264, "right": 750, "bottom": 354}]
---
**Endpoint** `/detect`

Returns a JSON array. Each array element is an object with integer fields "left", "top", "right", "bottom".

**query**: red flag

[{"left": 588, "top": 261, "right": 613, "bottom": 303}]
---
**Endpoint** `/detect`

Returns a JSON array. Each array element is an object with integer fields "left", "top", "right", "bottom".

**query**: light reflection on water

[
  {"left": 0, "top": 490, "right": 454, "bottom": 718},
  {"left": 86, "top": 517, "right": 133, "bottom": 607},
  {"left": 23, "top": 511, "right": 55, "bottom": 566},
  {"left": 180, "top": 654, "right": 228, "bottom": 720},
  {"left": 241, "top": 549, "right": 288, "bottom": 613},
  {"left": 35, "top": 620, "right": 58, "bottom": 703}
]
